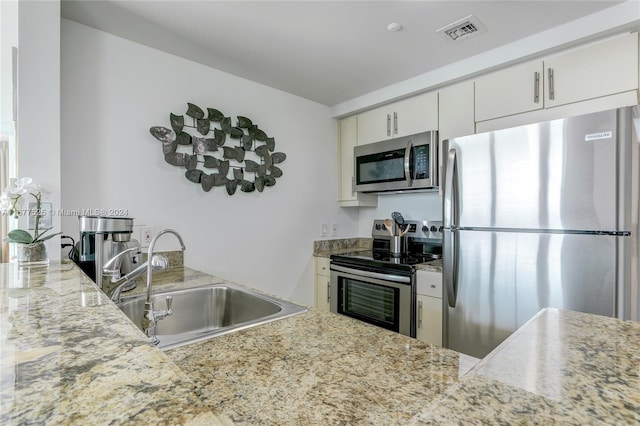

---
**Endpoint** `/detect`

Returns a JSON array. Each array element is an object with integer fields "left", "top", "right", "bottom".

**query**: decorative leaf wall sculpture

[{"left": 150, "top": 103, "right": 286, "bottom": 194}]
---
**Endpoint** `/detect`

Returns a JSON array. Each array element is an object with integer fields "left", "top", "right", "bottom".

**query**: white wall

[
  {"left": 17, "top": 1, "right": 61, "bottom": 260},
  {"left": 60, "top": 19, "right": 356, "bottom": 305},
  {"left": 1, "top": 1, "right": 18, "bottom": 141}
]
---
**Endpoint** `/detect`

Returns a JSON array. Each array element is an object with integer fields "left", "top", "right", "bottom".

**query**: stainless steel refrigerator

[{"left": 443, "top": 106, "right": 638, "bottom": 359}]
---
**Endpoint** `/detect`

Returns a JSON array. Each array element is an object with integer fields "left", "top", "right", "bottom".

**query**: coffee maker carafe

[{"left": 75, "top": 216, "right": 141, "bottom": 290}]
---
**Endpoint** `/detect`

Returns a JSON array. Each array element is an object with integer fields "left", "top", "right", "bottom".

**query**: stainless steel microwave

[{"left": 354, "top": 131, "right": 438, "bottom": 193}]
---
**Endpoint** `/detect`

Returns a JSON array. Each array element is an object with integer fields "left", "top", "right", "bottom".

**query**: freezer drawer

[{"left": 444, "top": 229, "right": 618, "bottom": 358}]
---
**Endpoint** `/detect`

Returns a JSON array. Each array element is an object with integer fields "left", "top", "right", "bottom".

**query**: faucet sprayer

[{"left": 141, "top": 229, "right": 186, "bottom": 345}]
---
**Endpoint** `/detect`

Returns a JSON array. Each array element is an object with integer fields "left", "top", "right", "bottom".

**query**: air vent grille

[{"left": 436, "top": 15, "right": 487, "bottom": 42}]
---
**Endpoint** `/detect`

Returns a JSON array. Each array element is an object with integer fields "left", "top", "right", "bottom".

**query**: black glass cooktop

[{"left": 330, "top": 249, "right": 441, "bottom": 274}]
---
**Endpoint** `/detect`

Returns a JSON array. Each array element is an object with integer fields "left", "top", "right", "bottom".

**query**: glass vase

[{"left": 16, "top": 241, "right": 49, "bottom": 266}]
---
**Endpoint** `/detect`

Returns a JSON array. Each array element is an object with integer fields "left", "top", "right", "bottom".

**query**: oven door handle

[{"left": 330, "top": 265, "right": 411, "bottom": 284}]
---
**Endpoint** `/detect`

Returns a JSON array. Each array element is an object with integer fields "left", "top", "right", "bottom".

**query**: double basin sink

[{"left": 118, "top": 282, "right": 307, "bottom": 350}]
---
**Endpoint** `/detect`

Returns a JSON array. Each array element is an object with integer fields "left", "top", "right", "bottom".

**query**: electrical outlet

[
  {"left": 321, "top": 222, "right": 328, "bottom": 237},
  {"left": 140, "top": 226, "right": 155, "bottom": 247},
  {"left": 331, "top": 222, "right": 338, "bottom": 236}
]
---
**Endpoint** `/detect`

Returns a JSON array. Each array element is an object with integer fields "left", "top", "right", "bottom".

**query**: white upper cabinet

[
  {"left": 357, "top": 91, "right": 438, "bottom": 145},
  {"left": 337, "top": 116, "right": 377, "bottom": 207},
  {"left": 543, "top": 33, "right": 638, "bottom": 108},
  {"left": 356, "top": 106, "right": 390, "bottom": 146},
  {"left": 438, "top": 80, "right": 476, "bottom": 142},
  {"left": 475, "top": 32, "right": 639, "bottom": 122},
  {"left": 475, "top": 60, "right": 544, "bottom": 122}
]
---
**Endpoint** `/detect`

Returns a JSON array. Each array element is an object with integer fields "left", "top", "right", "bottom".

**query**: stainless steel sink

[{"left": 118, "top": 282, "right": 307, "bottom": 349}]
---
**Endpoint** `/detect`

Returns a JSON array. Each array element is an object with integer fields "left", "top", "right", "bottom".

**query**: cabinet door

[
  {"left": 314, "top": 257, "right": 331, "bottom": 311},
  {"left": 315, "top": 274, "right": 331, "bottom": 311},
  {"left": 475, "top": 60, "right": 544, "bottom": 122},
  {"left": 416, "top": 294, "right": 442, "bottom": 346},
  {"left": 357, "top": 105, "right": 391, "bottom": 145},
  {"left": 338, "top": 116, "right": 357, "bottom": 202},
  {"left": 338, "top": 117, "right": 377, "bottom": 207},
  {"left": 439, "top": 81, "right": 475, "bottom": 195},
  {"left": 439, "top": 81, "right": 475, "bottom": 142},
  {"left": 544, "top": 33, "right": 638, "bottom": 108},
  {"left": 392, "top": 91, "right": 439, "bottom": 137}
]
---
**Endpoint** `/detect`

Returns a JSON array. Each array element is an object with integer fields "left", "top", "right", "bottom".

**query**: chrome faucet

[
  {"left": 103, "top": 247, "right": 147, "bottom": 304},
  {"left": 102, "top": 247, "right": 141, "bottom": 280},
  {"left": 141, "top": 229, "right": 186, "bottom": 345}
]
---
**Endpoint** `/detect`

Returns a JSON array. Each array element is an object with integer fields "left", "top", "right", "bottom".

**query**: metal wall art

[{"left": 149, "top": 103, "right": 286, "bottom": 195}]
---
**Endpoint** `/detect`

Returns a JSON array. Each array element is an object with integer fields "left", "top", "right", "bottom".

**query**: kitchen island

[{"left": 1, "top": 261, "right": 638, "bottom": 424}]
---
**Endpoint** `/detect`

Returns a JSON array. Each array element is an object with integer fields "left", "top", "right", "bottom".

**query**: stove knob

[
  {"left": 438, "top": 226, "right": 444, "bottom": 233},
  {"left": 430, "top": 226, "right": 437, "bottom": 232},
  {"left": 421, "top": 225, "right": 428, "bottom": 233}
]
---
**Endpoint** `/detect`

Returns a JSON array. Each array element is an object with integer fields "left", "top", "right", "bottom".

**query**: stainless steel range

[{"left": 330, "top": 219, "right": 442, "bottom": 337}]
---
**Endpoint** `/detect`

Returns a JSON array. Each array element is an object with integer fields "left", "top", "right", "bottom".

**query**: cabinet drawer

[
  {"left": 315, "top": 257, "right": 330, "bottom": 277},
  {"left": 416, "top": 270, "right": 442, "bottom": 298}
]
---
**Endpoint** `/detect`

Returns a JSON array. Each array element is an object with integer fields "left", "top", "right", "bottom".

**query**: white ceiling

[{"left": 61, "top": 1, "right": 634, "bottom": 108}]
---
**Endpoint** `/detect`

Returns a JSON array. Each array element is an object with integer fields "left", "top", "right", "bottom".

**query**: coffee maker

[{"left": 75, "top": 216, "right": 141, "bottom": 290}]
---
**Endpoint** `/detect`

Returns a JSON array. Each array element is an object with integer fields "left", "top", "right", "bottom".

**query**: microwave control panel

[{"left": 414, "top": 144, "right": 430, "bottom": 179}]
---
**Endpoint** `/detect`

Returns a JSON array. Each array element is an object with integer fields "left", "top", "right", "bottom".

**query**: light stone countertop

[
  {"left": 0, "top": 261, "right": 231, "bottom": 425},
  {"left": 414, "top": 308, "right": 640, "bottom": 424},
  {"left": 2, "top": 261, "right": 639, "bottom": 424}
]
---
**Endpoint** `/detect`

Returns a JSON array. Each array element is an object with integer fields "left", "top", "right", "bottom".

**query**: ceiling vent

[{"left": 436, "top": 15, "right": 487, "bottom": 42}]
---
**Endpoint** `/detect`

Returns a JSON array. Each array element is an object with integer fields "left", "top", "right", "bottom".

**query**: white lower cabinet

[
  {"left": 314, "top": 256, "right": 331, "bottom": 311},
  {"left": 415, "top": 270, "right": 442, "bottom": 346}
]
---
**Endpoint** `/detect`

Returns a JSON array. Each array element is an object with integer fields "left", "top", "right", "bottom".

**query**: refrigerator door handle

[
  {"left": 404, "top": 139, "right": 414, "bottom": 187},
  {"left": 444, "top": 148, "right": 458, "bottom": 307},
  {"left": 444, "top": 229, "right": 458, "bottom": 307},
  {"left": 444, "top": 148, "right": 457, "bottom": 228}
]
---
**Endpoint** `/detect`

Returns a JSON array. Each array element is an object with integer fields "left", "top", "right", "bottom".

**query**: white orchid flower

[
  {"left": 5, "top": 177, "right": 34, "bottom": 196},
  {"left": 15, "top": 177, "right": 35, "bottom": 195},
  {"left": 2, "top": 177, "right": 59, "bottom": 244}
]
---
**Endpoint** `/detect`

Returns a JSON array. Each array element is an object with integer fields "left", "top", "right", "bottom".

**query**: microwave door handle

[
  {"left": 404, "top": 139, "right": 413, "bottom": 186},
  {"left": 444, "top": 148, "right": 458, "bottom": 308}
]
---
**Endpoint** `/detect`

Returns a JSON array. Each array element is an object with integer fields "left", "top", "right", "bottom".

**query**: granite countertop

[
  {"left": 164, "top": 303, "right": 471, "bottom": 424},
  {"left": 416, "top": 308, "right": 640, "bottom": 424},
  {"left": 2, "top": 261, "right": 639, "bottom": 424},
  {"left": 0, "top": 261, "right": 231, "bottom": 425}
]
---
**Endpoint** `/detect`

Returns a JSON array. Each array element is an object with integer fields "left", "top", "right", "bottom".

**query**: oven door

[{"left": 330, "top": 264, "right": 415, "bottom": 337}]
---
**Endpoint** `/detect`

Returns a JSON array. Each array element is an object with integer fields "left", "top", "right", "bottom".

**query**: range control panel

[{"left": 372, "top": 219, "right": 443, "bottom": 240}]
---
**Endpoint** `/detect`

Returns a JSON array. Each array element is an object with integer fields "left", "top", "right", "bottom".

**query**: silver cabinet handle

[
  {"left": 418, "top": 299, "right": 423, "bottom": 328},
  {"left": 393, "top": 112, "right": 398, "bottom": 135},
  {"left": 351, "top": 176, "right": 355, "bottom": 195},
  {"left": 548, "top": 68, "right": 555, "bottom": 100},
  {"left": 534, "top": 71, "right": 540, "bottom": 103},
  {"left": 387, "top": 114, "right": 391, "bottom": 137},
  {"left": 326, "top": 281, "right": 330, "bottom": 303}
]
